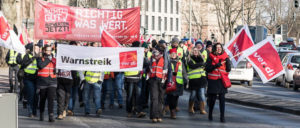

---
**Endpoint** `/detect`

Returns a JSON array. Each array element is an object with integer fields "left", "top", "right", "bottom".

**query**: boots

[
  {"left": 170, "top": 109, "right": 176, "bottom": 119},
  {"left": 49, "top": 113, "right": 55, "bottom": 122},
  {"left": 39, "top": 112, "right": 44, "bottom": 121},
  {"left": 188, "top": 101, "right": 195, "bottom": 114},
  {"left": 200, "top": 102, "right": 207, "bottom": 114}
]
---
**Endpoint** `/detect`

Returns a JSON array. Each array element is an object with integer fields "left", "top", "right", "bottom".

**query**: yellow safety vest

[
  {"left": 171, "top": 60, "right": 183, "bottom": 84},
  {"left": 124, "top": 71, "right": 139, "bottom": 77},
  {"left": 8, "top": 50, "right": 18, "bottom": 65},
  {"left": 187, "top": 59, "right": 206, "bottom": 80},
  {"left": 85, "top": 71, "right": 101, "bottom": 84},
  {"left": 201, "top": 50, "right": 208, "bottom": 63},
  {"left": 23, "top": 54, "right": 37, "bottom": 74},
  {"left": 168, "top": 46, "right": 184, "bottom": 59}
]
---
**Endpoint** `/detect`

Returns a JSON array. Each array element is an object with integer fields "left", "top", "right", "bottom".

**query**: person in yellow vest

[
  {"left": 36, "top": 44, "right": 57, "bottom": 122},
  {"left": 187, "top": 47, "right": 207, "bottom": 115},
  {"left": 101, "top": 72, "right": 115, "bottom": 109},
  {"left": 168, "top": 37, "right": 186, "bottom": 64},
  {"left": 6, "top": 49, "right": 21, "bottom": 93},
  {"left": 19, "top": 43, "right": 39, "bottom": 117},
  {"left": 80, "top": 42, "right": 104, "bottom": 117},
  {"left": 166, "top": 48, "right": 187, "bottom": 119}
]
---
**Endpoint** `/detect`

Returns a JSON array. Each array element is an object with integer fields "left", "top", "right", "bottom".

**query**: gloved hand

[
  {"left": 97, "top": 80, "right": 103, "bottom": 85},
  {"left": 215, "top": 60, "right": 222, "bottom": 67}
]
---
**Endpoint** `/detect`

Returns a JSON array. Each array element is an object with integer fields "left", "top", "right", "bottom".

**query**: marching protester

[
  {"left": 166, "top": 48, "right": 187, "bottom": 119},
  {"left": 205, "top": 43, "right": 231, "bottom": 123},
  {"left": 205, "top": 40, "right": 213, "bottom": 55},
  {"left": 168, "top": 37, "right": 185, "bottom": 64},
  {"left": 80, "top": 42, "right": 104, "bottom": 117},
  {"left": 19, "top": 43, "right": 39, "bottom": 117},
  {"left": 187, "top": 47, "right": 207, "bottom": 114},
  {"left": 37, "top": 44, "right": 57, "bottom": 122},
  {"left": 149, "top": 47, "right": 170, "bottom": 123},
  {"left": 6, "top": 49, "right": 21, "bottom": 93},
  {"left": 56, "top": 42, "right": 77, "bottom": 120}
]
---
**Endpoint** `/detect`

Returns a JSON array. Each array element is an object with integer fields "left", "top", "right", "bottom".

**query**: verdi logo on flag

[
  {"left": 119, "top": 51, "right": 137, "bottom": 69},
  {"left": 224, "top": 25, "right": 254, "bottom": 67},
  {"left": 0, "top": 16, "right": 10, "bottom": 41},
  {"left": 35, "top": 0, "right": 140, "bottom": 44},
  {"left": 242, "top": 37, "right": 284, "bottom": 83}
]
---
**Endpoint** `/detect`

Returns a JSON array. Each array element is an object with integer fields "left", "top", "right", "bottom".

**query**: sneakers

[
  {"left": 63, "top": 110, "right": 67, "bottom": 118},
  {"left": 96, "top": 109, "right": 102, "bottom": 117},
  {"left": 157, "top": 118, "right": 163, "bottom": 122},
  {"left": 67, "top": 110, "right": 74, "bottom": 116},
  {"left": 56, "top": 114, "right": 64, "bottom": 120},
  {"left": 152, "top": 118, "right": 157, "bottom": 123},
  {"left": 136, "top": 112, "right": 146, "bottom": 118}
]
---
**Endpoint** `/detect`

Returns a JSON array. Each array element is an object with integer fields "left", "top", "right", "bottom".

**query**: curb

[{"left": 226, "top": 92, "right": 300, "bottom": 116}]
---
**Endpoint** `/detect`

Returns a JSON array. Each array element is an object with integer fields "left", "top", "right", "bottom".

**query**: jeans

[
  {"left": 101, "top": 78, "right": 114, "bottom": 105},
  {"left": 114, "top": 73, "right": 124, "bottom": 105},
  {"left": 9, "top": 65, "right": 19, "bottom": 93},
  {"left": 125, "top": 80, "right": 142, "bottom": 113},
  {"left": 140, "top": 77, "right": 150, "bottom": 108},
  {"left": 23, "top": 79, "right": 37, "bottom": 115},
  {"left": 83, "top": 82, "right": 102, "bottom": 113},
  {"left": 149, "top": 78, "right": 164, "bottom": 119},
  {"left": 166, "top": 94, "right": 179, "bottom": 110},
  {"left": 68, "top": 77, "right": 80, "bottom": 111},
  {"left": 189, "top": 87, "right": 206, "bottom": 102},
  {"left": 57, "top": 78, "right": 72, "bottom": 115}
]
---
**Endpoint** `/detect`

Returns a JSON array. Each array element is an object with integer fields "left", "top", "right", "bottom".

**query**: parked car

[
  {"left": 229, "top": 59, "right": 254, "bottom": 86},
  {"left": 275, "top": 53, "right": 300, "bottom": 88},
  {"left": 278, "top": 40, "right": 297, "bottom": 50},
  {"left": 277, "top": 50, "right": 298, "bottom": 61},
  {"left": 293, "top": 66, "right": 300, "bottom": 91}
]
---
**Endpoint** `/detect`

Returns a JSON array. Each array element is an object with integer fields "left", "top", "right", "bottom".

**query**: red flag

[
  {"left": 100, "top": 28, "right": 121, "bottom": 47},
  {"left": 19, "top": 33, "right": 25, "bottom": 45},
  {"left": 140, "top": 35, "right": 145, "bottom": 44},
  {"left": 242, "top": 37, "right": 284, "bottom": 83},
  {"left": 0, "top": 11, "right": 25, "bottom": 54},
  {"left": 147, "top": 35, "right": 153, "bottom": 43},
  {"left": 224, "top": 25, "right": 254, "bottom": 67}
]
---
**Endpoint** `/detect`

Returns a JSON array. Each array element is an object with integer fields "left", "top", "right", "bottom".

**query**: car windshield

[
  {"left": 279, "top": 44, "right": 294, "bottom": 50},
  {"left": 279, "top": 52, "right": 287, "bottom": 61},
  {"left": 291, "top": 56, "right": 300, "bottom": 63},
  {"left": 231, "top": 61, "right": 247, "bottom": 68}
]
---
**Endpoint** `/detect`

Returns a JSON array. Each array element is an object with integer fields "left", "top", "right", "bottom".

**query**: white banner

[{"left": 56, "top": 44, "right": 144, "bottom": 71}]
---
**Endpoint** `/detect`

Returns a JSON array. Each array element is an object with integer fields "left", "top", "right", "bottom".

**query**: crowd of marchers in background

[{"left": 6, "top": 37, "right": 231, "bottom": 123}]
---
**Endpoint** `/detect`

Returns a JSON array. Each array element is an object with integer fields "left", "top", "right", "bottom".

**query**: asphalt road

[{"left": 18, "top": 91, "right": 300, "bottom": 128}]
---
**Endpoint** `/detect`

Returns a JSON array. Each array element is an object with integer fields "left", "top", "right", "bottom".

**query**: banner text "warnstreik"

[{"left": 61, "top": 56, "right": 112, "bottom": 65}]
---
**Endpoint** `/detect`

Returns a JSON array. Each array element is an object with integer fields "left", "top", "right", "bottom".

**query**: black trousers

[
  {"left": 125, "top": 81, "right": 139, "bottom": 113},
  {"left": 166, "top": 94, "right": 179, "bottom": 110},
  {"left": 207, "top": 93, "right": 225, "bottom": 118},
  {"left": 40, "top": 87, "right": 56, "bottom": 114},
  {"left": 149, "top": 78, "right": 164, "bottom": 119},
  {"left": 9, "top": 65, "right": 19, "bottom": 92},
  {"left": 57, "top": 78, "right": 73, "bottom": 115}
]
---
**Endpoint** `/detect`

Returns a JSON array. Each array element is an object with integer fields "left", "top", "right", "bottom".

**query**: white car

[
  {"left": 229, "top": 60, "right": 254, "bottom": 86},
  {"left": 275, "top": 53, "right": 300, "bottom": 88}
]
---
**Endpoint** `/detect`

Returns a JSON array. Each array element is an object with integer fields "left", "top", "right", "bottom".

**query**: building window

[
  {"left": 159, "top": 0, "right": 161, "bottom": 12},
  {"left": 170, "top": 0, "right": 173, "bottom": 14},
  {"left": 164, "top": 17, "right": 167, "bottom": 31},
  {"left": 165, "top": 0, "right": 167, "bottom": 13},
  {"left": 139, "top": 0, "right": 142, "bottom": 7},
  {"left": 158, "top": 16, "right": 161, "bottom": 31},
  {"left": 124, "top": 0, "right": 128, "bottom": 8},
  {"left": 176, "top": 1, "right": 179, "bottom": 14},
  {"left": 170, "top": 18, "right": 173, "bottom": 31},
  {"left": 145, "top": 15, "right": 148, "bottom": 29},
  {"left": 146, "top": 0, "right": 148, "bottom": 11},
  {"left": 176, "top": 18, "right": 179, "bottom": 31},
  {"left": 152, "top": 0, "right": 155, "bottom": 12},
  {"left": 152, "top": 16, "right": 155, "bottom": 30},
  {"left": 131, "top": 0, "right": 135, "bottom": 7}
]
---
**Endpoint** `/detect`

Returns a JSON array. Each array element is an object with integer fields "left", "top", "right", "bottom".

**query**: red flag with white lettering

[
  {"left": 0, "top": 11, "right": 25, "bottom": 54},
  {"left": 242, "top": 37, "right": 284, "bottom": 83},
  {"left": 19, "top": 32, "right": 25, "bottom": 45},
  {"left": 224, "top": 25, "right": 254, "bottom": 67},
  {"left": 100, "top": 28, "right": 121, "bottom": 47}
]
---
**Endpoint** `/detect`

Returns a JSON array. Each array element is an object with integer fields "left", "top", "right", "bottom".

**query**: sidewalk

[{"left": 226, "top": 89, "right": 300, "bottom": 116}]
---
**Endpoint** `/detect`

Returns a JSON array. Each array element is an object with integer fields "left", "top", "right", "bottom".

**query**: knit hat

[
  {"left": 171, "top": 37, "right": 180, "bottom": 44},
  {"left": 169, "top": 48, "right": 177, "bottom": 54},
  {"left": 206, "top": 40, "right": 213, "bottom": 48},
  {"left": 158, "top": 39, "right": 166, "bottom": 44},
  {"left": 195, "top": 40, "right": 203, "bottom": 46},
  {"left": 142, "top": 42, "right": 148, "bottom": 48}
]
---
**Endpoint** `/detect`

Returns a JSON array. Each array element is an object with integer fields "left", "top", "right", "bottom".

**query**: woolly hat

[
  {"left": 169, "top": 48, "right": 177, "bottom": 54},
  {"left": 142, "top": 42, "right": 148, "bottom": 48}
]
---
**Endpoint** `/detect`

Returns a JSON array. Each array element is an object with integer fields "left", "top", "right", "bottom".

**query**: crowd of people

[{"left": 6, "top": 37, "right": 231, "bottom": 123}]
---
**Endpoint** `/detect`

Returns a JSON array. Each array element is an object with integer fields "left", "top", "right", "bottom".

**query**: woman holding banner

[{"left": 205, "top": 43, "right": 231, "bottom": 123}]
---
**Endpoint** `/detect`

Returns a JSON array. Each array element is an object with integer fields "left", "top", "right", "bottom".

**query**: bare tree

[
  {"left": 244, "top": 0, "right": 256, "bottom": 25},
  {"left": 112, "top": 0, "right": 128, "bottom": 9},
  {"left": 212, "top": 0, "right": 243, "bottom": 43}
]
